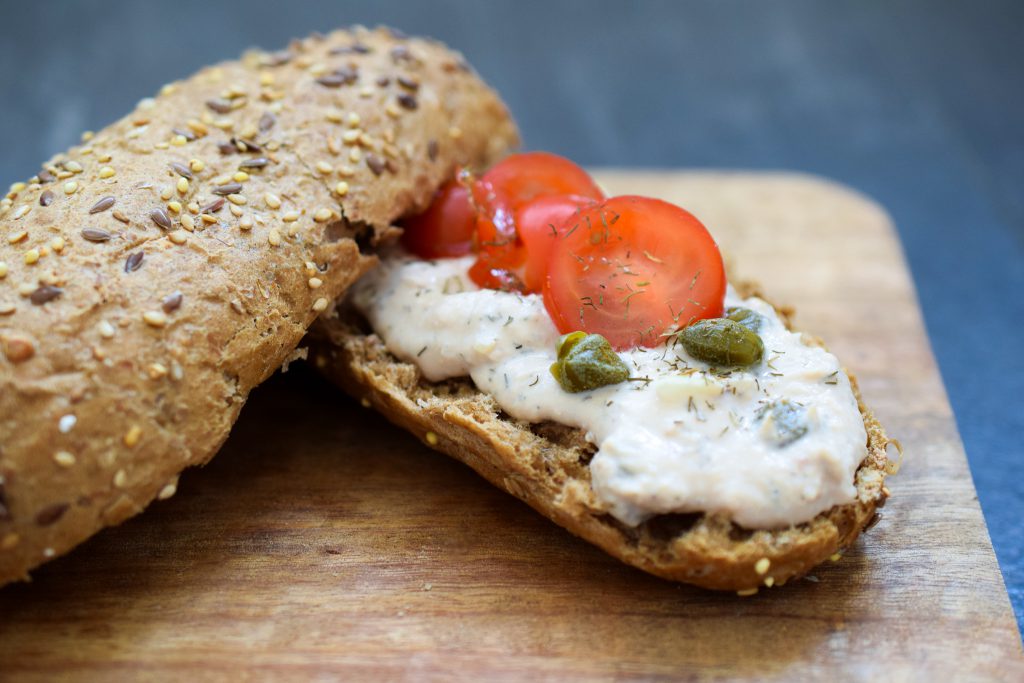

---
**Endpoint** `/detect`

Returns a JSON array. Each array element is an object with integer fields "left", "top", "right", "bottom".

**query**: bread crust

[
  {"left": 309, "top": 281, "right": 893, "bottom": 592},
  {"left": 0, "top": 26, "right": 518, "bottom": 585}
]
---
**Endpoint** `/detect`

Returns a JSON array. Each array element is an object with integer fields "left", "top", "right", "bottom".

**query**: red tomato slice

[
  {"left": 516, "top": 194, "right": 598, "bottom": 293},
  {"left": 543, "top": 196, "right": 726, "bottom": 350},
  {"left": 400, "top": 180, "right": 475, "bottom": 259},
  {"left": 468, "top": 152, "right": 604, "bottom": 289},
  {"left": 481, "top": 151, "right": 604, "bottom": 207}
]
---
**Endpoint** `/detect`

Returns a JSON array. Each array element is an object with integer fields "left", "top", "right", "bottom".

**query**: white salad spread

[{"left": 351, "top": 251, "right": 868, "bottom": 529}]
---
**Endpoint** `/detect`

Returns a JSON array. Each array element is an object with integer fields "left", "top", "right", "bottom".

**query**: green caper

[
  {"left": 755, "top": 399, "right": 809, "bottom": 447},
  {"left": 677, "top": 318, "right": 764, "bottom": 367},
  {"left": 725, "top": 306, "right": 764, "bottom": 332},
  {"left": 550, "top": 332, "right": 630, "bottom": 393}
]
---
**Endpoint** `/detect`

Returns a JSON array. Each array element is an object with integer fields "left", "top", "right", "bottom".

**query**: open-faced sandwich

[{"left": 311, "top": 152, "right": 897, "bottom": 593}]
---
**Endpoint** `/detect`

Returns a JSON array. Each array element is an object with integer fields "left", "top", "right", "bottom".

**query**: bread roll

[{"left": 0, "top": 26, "right": 519, "bottom": 585}]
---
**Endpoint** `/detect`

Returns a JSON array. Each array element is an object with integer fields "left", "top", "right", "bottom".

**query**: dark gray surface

[{"left": 1, "top": 0, "right": 1021, "bottom": 633}]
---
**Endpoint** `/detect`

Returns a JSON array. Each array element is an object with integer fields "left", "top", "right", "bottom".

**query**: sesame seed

[
  {"left": 159, "top": 186, "right": 173, "bottom": 200},
  {"left": 326, "top": 109, "right": 344, "bottom": 123},
  {"left": 267, "top": 228, "right": 282, "bottom": 246},
  {"left": 341, "top": 129, "right": 361, "bottom": 144},
  {"left": 59, "top": 414, "right": 77, "bottom": 433},
  {"left": 755, "top": 558, "right": 771, "bottom": 575},
  {"left": 830, "top": 553, "right": 842, "bottom": 562},
  {"left": 98, "top": 166, "right": 115, "bottom": 179},
  {"left": 232, "top": 171, "right": 249, "bottom": 182},
  {"left": 158, "top": 480, "right": 178, "bottom": 500},
  {"left": 171, "top": 135, "right": 188, "bottom": 147},
  {"left": 82, "top": 130, "right": 95, "bottom": 141},
  {"left": 315, "top": 160, "right": 333, "bottom": 174},
  {"left": 148, "top": 363, "right": 168, "bottom": 379},
  {"left": 736, "top": 588, "right": 758, "bottom": 597},
  {"left": 313, "top": 208, "right": 333, "bottom": 223},
  {"left": 143, "top": 310, "right": 168, "bottom": 327},
  {"left": 189, "top": 158, "right": 205, "bottom": 173},
  {"left": 64, "top": 160, "right": 84, "bottom": 174},
  {"left": 425, "top": 431, "right": 439, "bottom": 446},
  {"left": 348, "top": 148, "right": 362, "bottom": 163},
  {"left": 54, "top": 451, "right": 76, "bottom": 468},
  {"left": 167, "top": 201, "right": 182, "bottom": 214},
  {"left": 177, "top": 177, "right": 190, "bottom": 194},
  {"left": 282, "top": 210, "right": 299, "bottom": 223},
  {"left": 312, "top": 297, "right": 328, "bottom": 312},
  {"left": 338, "top": 165, "right": 355, "bottom": 177},
  {"left": 0, "top": 262, "right": 7, "bottom": 278},
  {"left": 63, "top": 181, "right": 78, "bottom": 195},
  {"left": 168, "top": 230, "right": 188, "bottom": 245},
  {"left": 98, "top": 320, "right": 116, "bottom": 338},
  {"left": 9, "top": 181, "right": 26, "bottom": 194},
  {"left": 123, "top": 426, "right": 142, "bottom": 447},
  {"left": 51, "top": 237, "right": 65, "bottom": 252},
  {"left": 0, "top": 303, "right": 15, "bottom": 315},
  {"left": 448, "top": 126, "right": 463, "bottom": 139},
  {"left": 334, "top": 181, "right": 349, "bottom": 197},
  {"left": 229, "top": 204, "right": 244, "bottom": 217},
  {"left": 23, "top": 249, "right": 40, "bottom": 265},
  {"left": 227, "top": 193, "right": 247, "bottom": 206},
  {"left": 264, "top": 192, "right": 282, "bottom": 209},
  {"left": 308, "top": 277, "right": 323, "bottom": 289},
  {"left": 112, "top": 210, "right": 130, "bottom": 224},
  {"left": 18, "top": 283, "right": 36, "bottom": 297},
  {"left": 113, "top": 469, "right": 128, "bottom": 488},
  {"left": 385, "top": 103, "right": 401, "bottom": 119},
  {"left": 239, "top": 215, "right": 254, "bottom": 230},
  {"left": 764, "top": 577, "right": 776, "bottom": 588},
  {"left": 287, "top": 224, "right": 300, "bottom": 237},
  {"left": 13, "top": 205, "right": 31, "bottom": 219},
  {"left": 178, "top": 214, "right": 195, "bottom": 232}
]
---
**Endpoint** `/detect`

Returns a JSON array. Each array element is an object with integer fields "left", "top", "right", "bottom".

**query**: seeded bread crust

[
  {"left": 0, "top": 26, "right": 519, "bottom": 585},
  {"left": 309, "top": 282, "right": 893, "bottom": 592}
]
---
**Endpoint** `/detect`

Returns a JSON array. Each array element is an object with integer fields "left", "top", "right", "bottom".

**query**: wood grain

[{"left": 0, "top": 172, "right": 1019, "bottom": 682}]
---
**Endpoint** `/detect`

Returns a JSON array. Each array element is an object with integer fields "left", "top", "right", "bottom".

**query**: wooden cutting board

[{"left": 1, "top": 172, "right": 1020, "bottom": 681}]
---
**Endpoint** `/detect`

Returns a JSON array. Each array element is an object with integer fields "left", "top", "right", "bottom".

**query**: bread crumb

[{"left": 281, "top": 347, "right": 308, "bottom": 373}]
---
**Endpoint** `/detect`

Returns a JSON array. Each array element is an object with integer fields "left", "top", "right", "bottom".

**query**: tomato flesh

[
  {"left": 467, "top": 152, "right": 604, "bottom": 290},
  {"left": 400, "top": 180, "right": 475, "bottom": 259},
  {"left": 543, "top": 196, "right": 726, "bottom": 350},
  {"left": 515, "top": 194, "right": 598, "bottom": 293}
]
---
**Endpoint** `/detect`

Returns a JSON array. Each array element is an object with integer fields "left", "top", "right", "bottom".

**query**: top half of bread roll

[{"left": 0, "top": 26, "right": 518, "bottom": 586}]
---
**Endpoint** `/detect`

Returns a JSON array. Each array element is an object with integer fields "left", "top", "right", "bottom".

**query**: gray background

[{"left": 1, "top": 0, "right": 1021, "bottom": 632}]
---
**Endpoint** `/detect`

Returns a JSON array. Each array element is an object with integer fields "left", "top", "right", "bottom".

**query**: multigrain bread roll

[
  {"left": 0, "top": 26, "right": 518, "bottom": 585},
  {"left": 309, "top": 282, "right": 895, "bottom": 593}
]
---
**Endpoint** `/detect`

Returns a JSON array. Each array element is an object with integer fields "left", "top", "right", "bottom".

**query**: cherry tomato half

[
  {"left": 516, "top": 194, "right": 598, "bottom": 293},
  {"left": 400, "top": 180, "right": 475, "bottom": 259},
  {"left": 543, "top": 196, "right": 726, "bottom": 350},
  {"left": 469, "top": 152, "right": 604, "bottom": 289}
]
